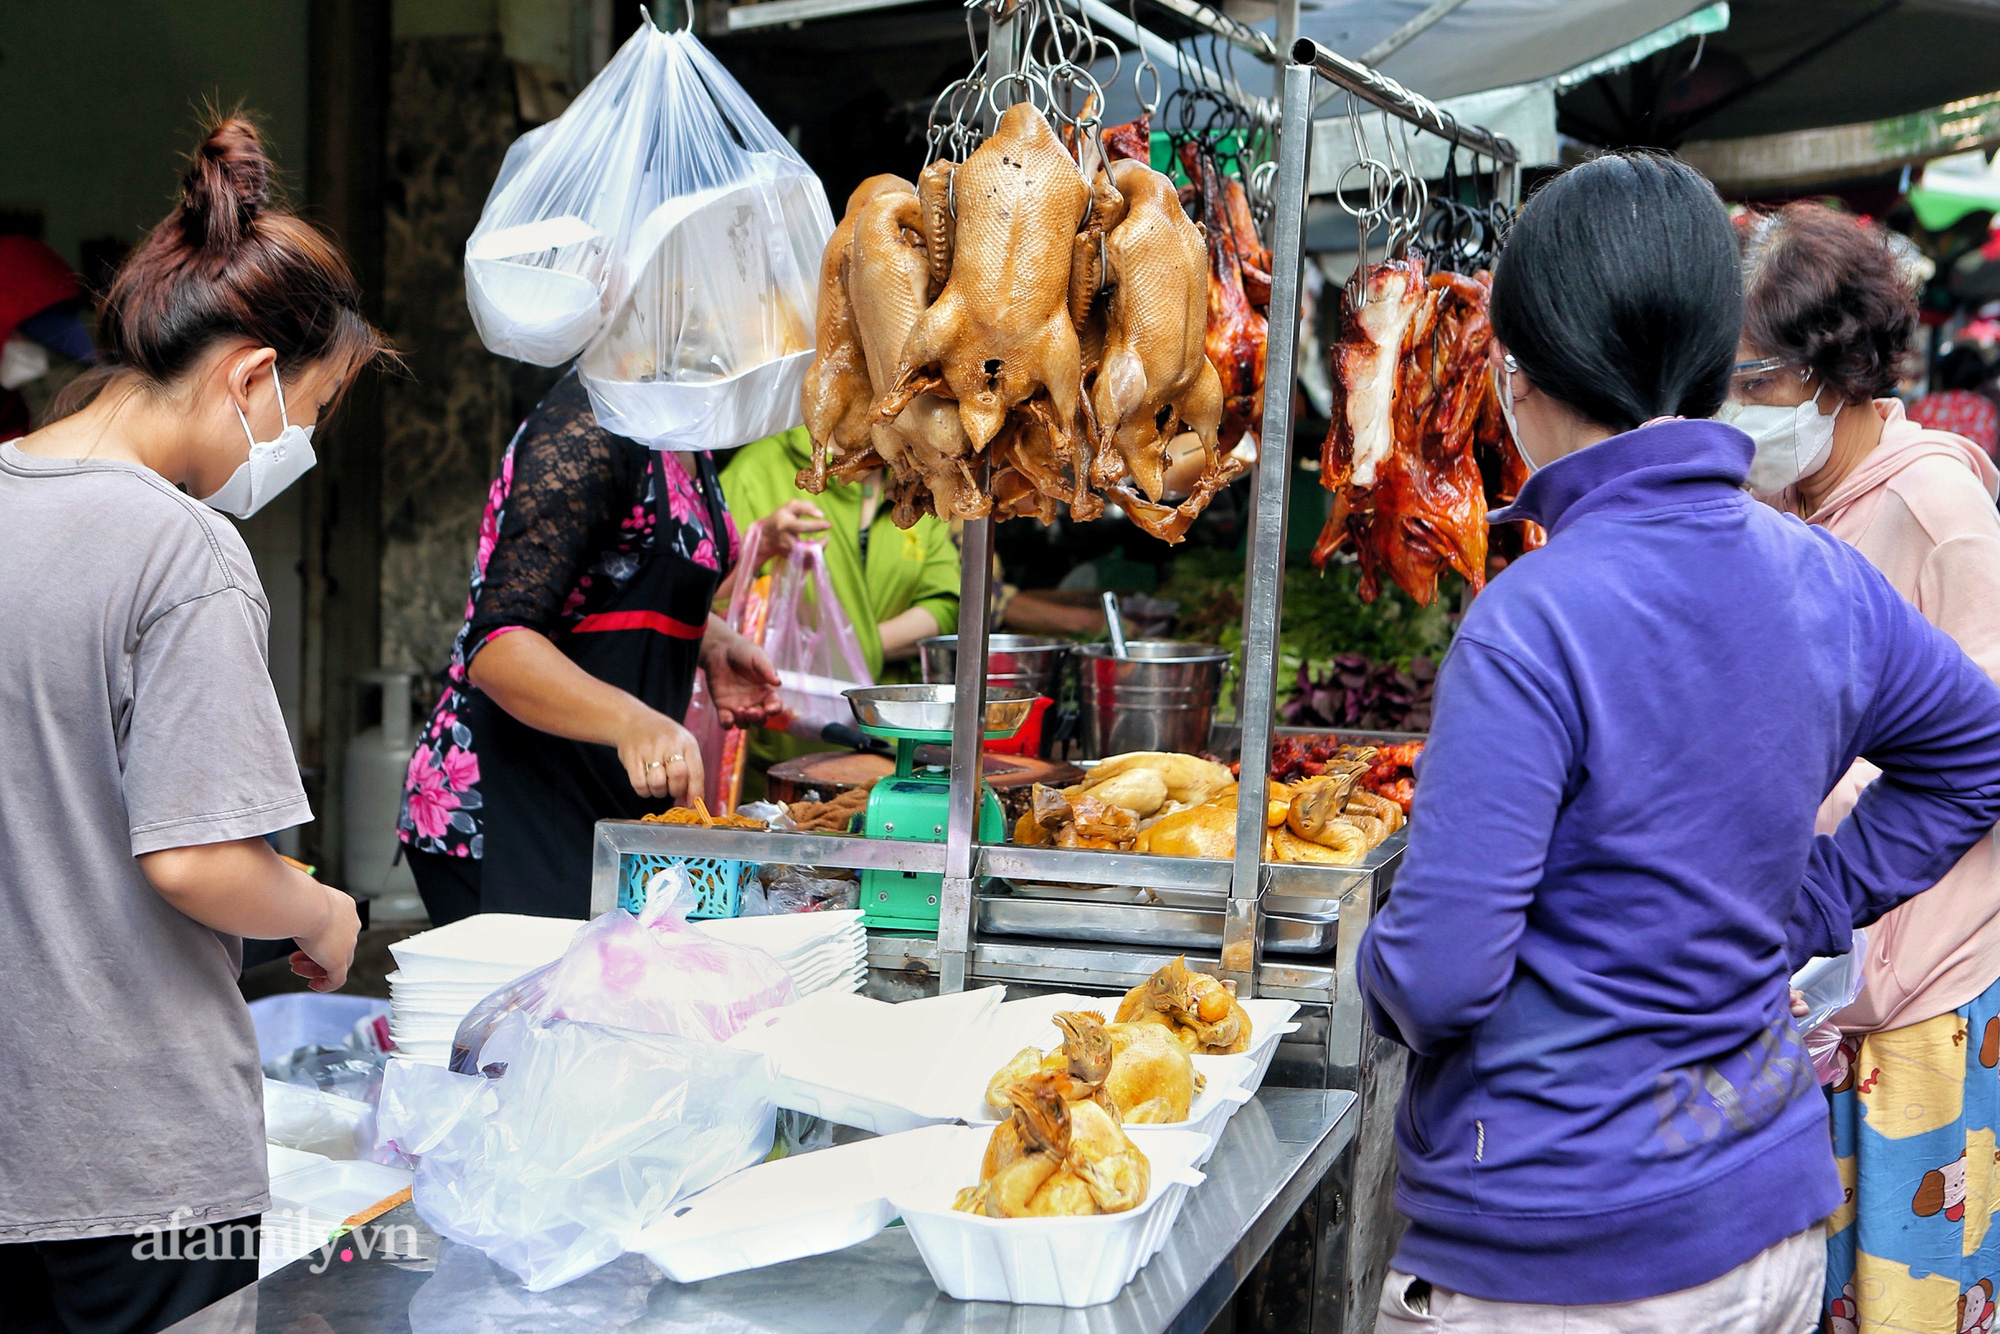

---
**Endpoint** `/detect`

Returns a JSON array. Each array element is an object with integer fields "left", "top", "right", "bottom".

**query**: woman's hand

[
  {"left": 615, "top": 705, "right": 704, "bottom": 803},
  {"left": 291, "top": 884, "right": 361, "bottom": 993},
  {"left": 701, "top": 619, "right": 785, "bottom": 728},
  {"left": 755, "top": 499, "right": 830, "bottom": 566}
]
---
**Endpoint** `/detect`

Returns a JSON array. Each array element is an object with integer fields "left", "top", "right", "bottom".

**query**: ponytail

[{"left": 51, "top": 114, "right": 386, "bottom": 420}]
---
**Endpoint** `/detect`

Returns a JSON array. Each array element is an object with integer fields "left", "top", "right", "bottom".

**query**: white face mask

[
  {"left": 1716, "top": 380, "right": 1838, "bottom": 497},
  {"left": 1497, "top": 354, "right": 1542, "bottom": 473},
  {"left": 202, "top": 365, "right": 318, "bottom": 519}
]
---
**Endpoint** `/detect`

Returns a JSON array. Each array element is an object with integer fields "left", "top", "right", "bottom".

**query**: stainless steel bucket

[
  {"left": 918, "top": 634, "right": 1071, "bottom": 698},
  {"left": 1076, "top": 640, "right": 1231, "bottom": 758}
]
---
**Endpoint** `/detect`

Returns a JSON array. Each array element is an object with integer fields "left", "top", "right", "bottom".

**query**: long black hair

[{"left": 1490, "top": 152, "right": 1740, "bottom": 433}]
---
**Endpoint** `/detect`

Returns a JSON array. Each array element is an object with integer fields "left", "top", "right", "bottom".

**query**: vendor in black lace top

[{"left": 397, "top": 371, "right": 810, "bottom": 922}]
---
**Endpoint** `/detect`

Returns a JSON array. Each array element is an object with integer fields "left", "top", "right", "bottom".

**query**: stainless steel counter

[{"left": 167, "top": 1087, "right": 1355, "bottom": 1334}]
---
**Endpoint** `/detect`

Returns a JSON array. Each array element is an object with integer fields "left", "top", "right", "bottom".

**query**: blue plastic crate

[{"left": 619, "top": 853, "right": 748, "bottom": 919}]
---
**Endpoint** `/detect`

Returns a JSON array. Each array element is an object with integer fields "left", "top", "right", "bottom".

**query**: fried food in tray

[
  {"left": 786, "top": 786, "right": 870, "bottom": 833},
  {"left": 797, "top": 105, "right": 1257, "bottom": 545},
  {"left": 641, "top": 800, "right": 765, "bottom": 829},
  {"left": 1116, "top": 956, "right": 1253, "bottom": 1056},
  {"left": 983, "top": 1008, "right": 1199, "bottom": 1126},
  {"left": 955, "top": 1069, "right": 1151, "bottom": 1218}
]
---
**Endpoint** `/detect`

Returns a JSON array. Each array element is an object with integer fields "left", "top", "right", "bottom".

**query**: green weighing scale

[{"left": 841, "top": 684, "right": 1039, "bottom": 933}]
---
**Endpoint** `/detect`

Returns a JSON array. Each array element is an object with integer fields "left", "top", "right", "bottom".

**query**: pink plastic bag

[
  {"left": 762, "top": 540, "right": 874, "bottom": 731},
  {"left": 451, "top": 868, "right": 796, "bottom": 1073}
]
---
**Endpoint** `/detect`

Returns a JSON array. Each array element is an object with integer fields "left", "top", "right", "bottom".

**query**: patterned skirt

[{"left": 1823, "top": 974, "right": 2000, "bottom": 1334}]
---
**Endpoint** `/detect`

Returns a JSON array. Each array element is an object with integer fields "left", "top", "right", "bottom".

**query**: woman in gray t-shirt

[{"left": 0, "top": 117, "right": 383, "bottom": 1333}]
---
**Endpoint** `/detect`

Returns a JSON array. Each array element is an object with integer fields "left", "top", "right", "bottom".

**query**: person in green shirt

[{"left": 721, "top": 425, "right": 962, "bottom": 795}]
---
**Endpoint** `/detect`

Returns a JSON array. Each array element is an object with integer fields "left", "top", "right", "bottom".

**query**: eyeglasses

[{"left": 1733, "top": 356, "right": 1787, "bottom": 378}]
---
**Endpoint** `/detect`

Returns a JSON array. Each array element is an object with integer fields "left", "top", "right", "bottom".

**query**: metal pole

[
  {"left": 1272, "top": 0, "right": 1298, "bottom": 105},
  {"left": 1293, "top": 37, "right": 1517, "bottom": 165},
  {"left": 1358, "top": 0, "right": 1472, "bottom": 66},
  {"left": 940, "top": 504, "right": 996, "bottom": 995},
  {"left": 1221, "top": 59, "right": 1314, "bottom": 1001}
]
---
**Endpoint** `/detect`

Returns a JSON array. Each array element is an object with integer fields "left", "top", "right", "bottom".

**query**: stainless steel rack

[{"left": 584, "top": 30, "right": 1517, "bottom": 1333}]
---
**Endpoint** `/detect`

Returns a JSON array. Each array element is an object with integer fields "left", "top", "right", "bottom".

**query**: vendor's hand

[
  {"left": 291, "top": 884, "right": 360, "bottom": 993},
  {"left": 756, "top": 500, "right": 830, "bottom": 566},
  {"left": 617, "top": 706, "right": 704, "bottom": 804},
  {"left": 701, "top": 628, "right": 785, "bottom": 729},
  {"left": 1790, "top": 987, "right": 1809, "bottom": 1018}
]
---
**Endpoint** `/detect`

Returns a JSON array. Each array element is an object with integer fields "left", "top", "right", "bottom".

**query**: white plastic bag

[
  {"left": 463, "top": 30, "right": 669, "bottom": 366},
  {"left": 380, "top": 1014, "right": 777, "bottom": 1290},
  {"left": 575, "top": 34, "right": 832, "bottom": 450},
  {"left": 465, "top": 17, "right": 833, "bottom": 450},
  {"left": 448, "top": 868, "right": 797, "bottom": 1072},
  {"left": 1791, "top": 927, "right": 1868, "bottom": 1085}
]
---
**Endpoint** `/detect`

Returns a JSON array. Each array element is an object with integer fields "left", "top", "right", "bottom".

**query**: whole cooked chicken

[
  {"left": 956, "top": 1070, "right": 1150, "bottom": 1217},
  {"left": 798, "top": 174, "right": 914, "bottom": 490},
  {"left": 1063, "top": 1010, "right": 1195, "bottom": 1124},
  {"left": 1088, "top": 158, "right": 1224, "bottom": 506},
  {"left": 845, "top": 185, "right": 985, "bottom": 520},
  {"left": 876, "top": 103, "right": 1090, "bottom": 460},
  {"left": 1115, "top": 956, "right": 1252, "bottom": 1055}
]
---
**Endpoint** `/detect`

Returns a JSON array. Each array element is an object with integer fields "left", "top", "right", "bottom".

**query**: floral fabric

[
  {"left": 1911, "top": 390, "right": 2000, "bottom": 461},
  {"left": 1822, "top": 973, "right": 2000, "bottom": 1333},
  {"left": 398, "top": 375, "right": 734, "bottom": 860}
]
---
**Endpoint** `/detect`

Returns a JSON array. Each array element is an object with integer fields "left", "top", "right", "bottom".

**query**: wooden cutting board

[{"left": 766, "top": 750, "right": 1082, "bottom": 821}]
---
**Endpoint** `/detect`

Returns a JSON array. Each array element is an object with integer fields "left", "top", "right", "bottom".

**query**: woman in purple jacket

[{"left": 1361, "top": 152, "right": 2000, "bottom": 1332}]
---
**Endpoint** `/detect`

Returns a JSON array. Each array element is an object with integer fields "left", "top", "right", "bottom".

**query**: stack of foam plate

[
  {"left": 385, "top": 914, "right": 584, "bottom": 1067},
  {"left": 695, "top": 909, "right": 866, "bottom": 998},
  {"left": 386, "top": 910, "right": 867, "bottom": 1067}
]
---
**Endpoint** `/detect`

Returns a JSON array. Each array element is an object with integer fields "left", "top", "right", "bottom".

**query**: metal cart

[{"left": 587, "top": 26, "right": 1517, "bottom": 1333}]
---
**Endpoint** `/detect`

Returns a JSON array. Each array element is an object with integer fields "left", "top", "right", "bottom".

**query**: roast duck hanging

[{"left": 797, "top": 104, "right": 1260, "bottom": 542}]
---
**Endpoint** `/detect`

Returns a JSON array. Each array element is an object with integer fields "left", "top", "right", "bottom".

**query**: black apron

[{"left": 474, "top": 451, "right": 731, "bottom": 918}]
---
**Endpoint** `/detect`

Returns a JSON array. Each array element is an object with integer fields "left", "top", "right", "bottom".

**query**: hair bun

[{"left": 181, "top": 117, "right": 272, "bottom": 253}]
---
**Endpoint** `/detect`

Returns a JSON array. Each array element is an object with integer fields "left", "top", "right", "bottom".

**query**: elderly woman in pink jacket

[{"left": 1735, "top": 201, "right": 2000, "bottom": 1334}]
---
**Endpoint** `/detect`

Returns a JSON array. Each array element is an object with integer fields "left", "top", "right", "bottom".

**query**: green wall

[{"left": 0, "top": 0, "right": 308, "bottom": 269}]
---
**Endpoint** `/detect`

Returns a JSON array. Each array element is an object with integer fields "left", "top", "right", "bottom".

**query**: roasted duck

[
  {"left": 1314, "top": 259, "right": 1509, "bottom": 605},
  {"left": 1178, "top": 140, "right": 1267, "bottom": 450},
  {"left": 956, "top": 1069, "right": 1150, "bottom": 1217},
  {"left": 1101, "top": 114, "right": 1152, "bottom": 165}
]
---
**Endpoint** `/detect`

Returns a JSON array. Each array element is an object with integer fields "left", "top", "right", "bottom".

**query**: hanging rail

[{"left": 1292, "top": 36, "right": 1518, "bottom": 165}]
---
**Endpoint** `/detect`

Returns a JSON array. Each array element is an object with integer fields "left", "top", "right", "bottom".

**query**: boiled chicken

[
  {"left": 798, "top": 174, "right": 912, "bottom": 490},
  {"left": 876, "top": 103, "right": 1090, "bottom": 458},
  {"left": 845, "top": 185, "right": 985, "bottom": 520},
  {"left": 1087, "top": 158, "right": 1225, "bottom": 506}
]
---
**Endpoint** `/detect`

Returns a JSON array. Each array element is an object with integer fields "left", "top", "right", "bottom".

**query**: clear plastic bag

[
  {"left": 575, "top": 32, "right": 832, "bottom": 451},
  {"left": 1791, "top": 927, "right": 1868, "bottom": 1085},
  {"left": 762, "top": 541, "right": 874, "bottom": 733},
  {"left": 685, "top": 521, "right": 771, "bottom": 813},
  {"left": 381, "top": 1013, "right": 777, "bottom": 1291},
  {"left": 465, "top": 22, "right": 832, "bottom": 418},
  {"left": 449, "top": 867, "right": 797, "bottom": 1075}
]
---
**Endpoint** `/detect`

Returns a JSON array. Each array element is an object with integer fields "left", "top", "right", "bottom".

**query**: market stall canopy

[{"left": 1561, "top": 0, "right": 2000, "bottom": 149}]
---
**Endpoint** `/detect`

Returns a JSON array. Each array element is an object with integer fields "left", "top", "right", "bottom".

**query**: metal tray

[{"left": 976, "top": 889, "right": 1340, "bottom": 955}]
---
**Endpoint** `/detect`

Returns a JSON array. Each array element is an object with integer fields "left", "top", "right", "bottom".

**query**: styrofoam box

[
  {"left": 979, "top": 992, "right": 1301, "bottom": 1095},
  {"left": 725, "top": 987, "right": 1009, "bottom": 1134},
  {"left": 269, "top": 1159, "right": 413, "bottom": 1228},
  {"left": 627, "top": 1132, "right": 910, "bottom": 1282},
  {"left": 890, "top": 1126, "right": 1209, "bottom": 1307},
  {"left": 963, "top": 1054, "right": 1256, "bottom": 1169}
]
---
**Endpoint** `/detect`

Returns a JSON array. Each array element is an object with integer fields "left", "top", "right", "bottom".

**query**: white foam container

[
  {"left": 725, "top": 987, "right": 1009, "bottom": 1133},
  {"left": 890, "top": 1126, "right": 1209, "bottom": 1307},
  {"left": 964, "top": 1054, "right": 1256, "bottom": 1168},
  {"left": 627, "top": 1132, "right": 908, "bottom": 1282},
  {"left": 269, "top": 1159, "right": 413, "bottom": 1226},
  {"left": 978, "top": 993, "right": 1301, "bottom": 1095}
]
